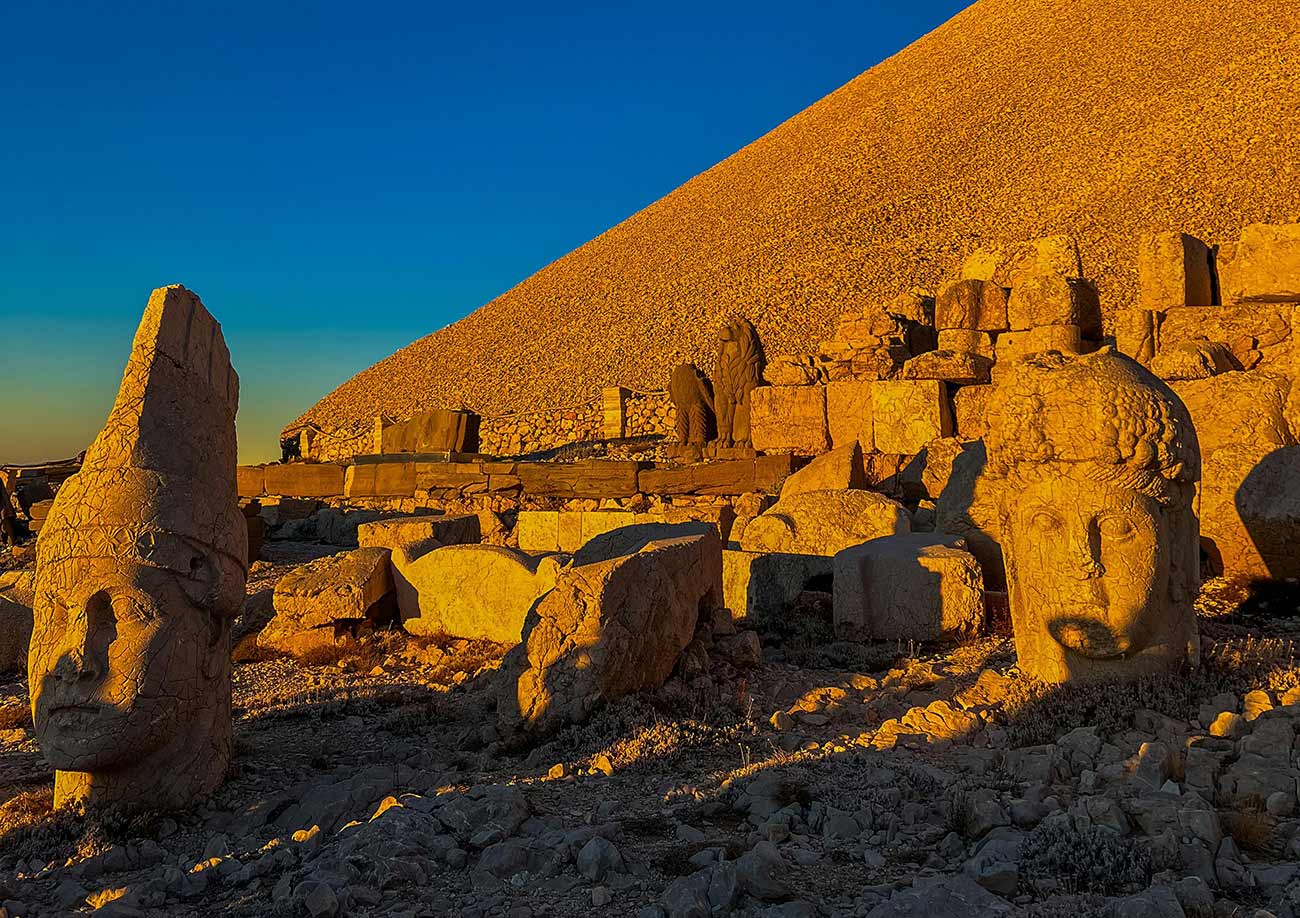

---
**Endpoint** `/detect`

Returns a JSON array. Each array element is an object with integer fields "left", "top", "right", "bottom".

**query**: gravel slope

[{"left": 291, "top": 0, "right": 1300, "bottom": 432}]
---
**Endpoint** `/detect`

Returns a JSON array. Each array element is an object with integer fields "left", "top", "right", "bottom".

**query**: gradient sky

[{"left": 0, "top": 0, "right": 968, "bottom": 465}]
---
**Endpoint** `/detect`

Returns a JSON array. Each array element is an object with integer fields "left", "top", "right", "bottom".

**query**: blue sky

[{"left": 0, "top": 0, "right": 967, "bottom": 464}]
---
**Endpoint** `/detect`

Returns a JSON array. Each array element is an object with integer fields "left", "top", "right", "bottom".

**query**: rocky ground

[{"left": 2, "top": 543, "right": 1300, "bottom": 917}]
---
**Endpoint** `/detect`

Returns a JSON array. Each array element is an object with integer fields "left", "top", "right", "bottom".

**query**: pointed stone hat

[{"left": 37, "top": 286, "right": 247, "bottom": 613}]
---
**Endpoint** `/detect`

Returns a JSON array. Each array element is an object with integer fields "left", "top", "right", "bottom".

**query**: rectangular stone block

[
  {"left": 358, "top": 513, "right": 479, "bottom": 555},
  {"left": 952, "top": 385, "right": 994, "bottom": 442},
  {"left": 516, "top": 461, "right": 641, "bottom": 498},
  {"left": 558, "top": 511, "right": 584, "bottom": 553},
  {"left": 750, "top": 385, "right": 829, "bottom": 455},
  {"left": 833, "top": 534, "right": 984, "bottom": 642},
  {"left": 344, "top": 462, "right": 416, "bottom": 498},
  {"left": 1007, "top": 276, "right": 1102, "bottom": 338},
  {"left": 637, "top": 455, "right": 796, "bottom": 496},
  {"left": 871, "top": 380, "right": 953, "bottom": 454},
  {"left": 723, "top": 549, "right": 832, "bottom": 623},
  {"left": 1138, "top": 232, "right": 1213, "bottom": 307},
  {"left": 1219, "top": 223, "right": 1300, "bottom": 304},
  {"left": 516, "top": 510, "right": 560, "bottom": 553},
  {"left": 937, "top": 329, "right": 995, "bottom": 359},
  {"left": 580, "top": 510, "right": 638, "bottom": 544},
  {"left": 263, "top": 462, "right": 345, "bottom": 498},
  {"left": 237, "top": 465, "right": 266, "bottom": 498},
  {"left": 414, "top": 463, "right": 490, "bottom": 492},
  {"left": 935, "top": 279, "right": 1009, "bottom": 331},
  {"left": 826, "top": 380, "right": 873, "bottom": 452},
  {"left": 994, "top": 324, "right": 1083, "bottom": 364},
  {"left": 1114, "top": 308, "right": 1161, "bottom": 366},
  {"left": 634, "top": 506, "right": 737, "bottom": 545}
]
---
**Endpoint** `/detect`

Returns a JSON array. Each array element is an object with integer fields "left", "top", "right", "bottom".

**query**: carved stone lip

[
  {"left": 1048, "top": 616, "right": 1133, "bottom": 660},
  {"left": 45, "top": 703, "right": 106, "bottom": 718}
]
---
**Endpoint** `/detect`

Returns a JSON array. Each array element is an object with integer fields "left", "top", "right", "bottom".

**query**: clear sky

[{"left": 0, "top": 0, "right": 967, "bottom": 465}]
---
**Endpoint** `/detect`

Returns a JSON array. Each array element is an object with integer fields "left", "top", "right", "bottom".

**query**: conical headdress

[{"left": 37, "top": 286, "right": 246, "bottom": 610}]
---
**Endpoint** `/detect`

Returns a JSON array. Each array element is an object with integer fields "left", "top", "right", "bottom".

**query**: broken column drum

[
  {"left": 30, "top": 286, "right": 247, "bottom": 809},
  {"left": 984, "top": 348, "right": 1200, "bottom": 683}
]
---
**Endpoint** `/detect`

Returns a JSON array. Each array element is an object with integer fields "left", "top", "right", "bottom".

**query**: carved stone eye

[{"left": 1098, "top": 516, "right": 1136, "bottom": 540}]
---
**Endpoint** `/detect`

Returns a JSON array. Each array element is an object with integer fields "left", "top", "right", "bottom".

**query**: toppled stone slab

[
  {"left": 261, "top": 548, "right": 394, "bottom": 656},
  {"left": 500, "top": 531, "right": 722, "bottom": 733},
  {"left": 723, "top": 549, "right": 833, "bottom": 623},
  {"left": 834, "top": 534, "right": 985, "bottom": 642},
  {"left": 637, "top": 455, "right": 796, "bottom": 497},
  {"left": 357, "top": 514, "right": 480, "bottom": 564},
  {"left": 572, "top": 521, "right": 716, "bottom": 566},
  {"left": 0, "top": 570, "right": 34, "bottom": 673},
  {"left": 740, "top": 489, "right": 910, "bottom": 556},
  {"left": 780, "top": 442, "right": 865, "bottom": 499},
  {"left": 400, "top": 544, "right": 563, "bottom": 643},
  {"left": 1158, "top": 303, "right": 1293, "bottom": 375}
]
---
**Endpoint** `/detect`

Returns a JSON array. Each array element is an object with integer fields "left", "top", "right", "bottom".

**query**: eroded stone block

[
  {"left": 833, "top": 534, "right": 985, "bottom": 642},
  {"left": 871, "top": 380, "right": 954, "bottom": 454},
  {"left": 261, "top": 547, "right": 394, "bottom": 656},
  {"left": 739, "top": 489, "right": 909, "bottom": 556},
  {"left": 1138, "top": 232, "right": 1213, "bottom": 308},
  {"left": 723, "top": 549, "right": 832, "bottom": 623},
  {"left": 263, "top": 463, "right": 346, "bottom": 498},
  {"left": 780, "top": 443, "right": 865, "bottom": 499},
  {"left": 826, "top": 380, "right": 873, "bottom": 452},
  {"left": 1006, "top": 276, "right": 1102, "bottom": 338},
  {"left": 750, "top": 385, "right": 828, "bottom": 455},
  {"left": 1219, "top": 224, "right": 1300, "bottom": 304}
]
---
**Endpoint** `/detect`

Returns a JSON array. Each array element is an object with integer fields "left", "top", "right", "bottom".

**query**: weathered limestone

[
  {"left": 260, "top": 548, "right": 394, "bottom": 656},
  {"left": 345, "top": 461, "right": 416, "bottom": 498},
  {"left": 501, "top": 532, "right": 723, "bottom": 733},
  {"left": 934, "top": 279, "right": 1009, "bottom": 332},
  {"left": 994, "top": 324, "right": 1084, "bottom": 364},
  {"left": 637, "top": 455, "right": 796, "bottom": 497},
  {"left": 517, "top": 511, "right": 562, "bottom": 554},
  {"left": 357, "top": 514, "right": 482, "bottom": 617},
  {"left": 984, "top": 348, "right": 1200, "bottom": 683},
  {"left": 30, "top": 285, "right": 246, "bottom": 810},
  {"left": 1159, "top": 303, "right": 1295, "bottom": 375},
  {"left": 1006, "top": 275, "right": 1103, "bottom": 339},
  {"left": 951, "top": 385, "right": 994, "bottom": 442},
  {"left": 237, "top": 465, "right": 266, "bottom": 499},
  {"left": 826, "top": 380, "right": 874, "bottom": 452},
  {"left": 722, "top": 550, "right": 832, "bottom": 622},
  {"left": 740, "top": 489, "right": 910, "bottom": 556},
  {"left": 1138, "top": 232, "right": 1213, "bottom": 308},
  {"left": 714, "top": 318, "right": 765, "bottom": 449},
  {"left": 937, "top": 329, "right": 995, "bottom": 360},
  {"left": 872, "top": 380, "right": 954, "bottom": 454},
  {"left": 833, "top": 535, "right": 985, "bottom": 642},
  {"left": 1114, "top": 308, "right": 1161, "bottom": 367},
  {"left": 750, "top": 385, "right": 828, "bottom": 455},
  {"left": 902, "top": 350, "right": 991, "bottom": 385},
  {"left": 780, "top": 442, "right": 865, "bottom": 499},
  {"left": 400, "top": 545, "right": 563, "bottom": 643},
  {"left": 1200, "top": 445, "right": 1300, "bottom": 581},
  {"left": 381, "top": 408, "right": 480, "bottom": 454},
  {"left": 0, "top": 570, "right": 34, "bottom": 674},
  {"left": 668, "top": 363, "right": 716, "bottom": 449},
  {"left": 263, "top": 463, "right": 346, "bottom": 498},
  {"left": 572, "top": 521, "right": 716, "bottom": 566},
  {"left": 1218, "top": 223, "right": 1300, "bottom": 304},
  {"left": 933, "top": 441, "right": 1005, "bottom": 588},
  {"left": 1151, "top": 339, "right": 1238, "bottom": 381}
]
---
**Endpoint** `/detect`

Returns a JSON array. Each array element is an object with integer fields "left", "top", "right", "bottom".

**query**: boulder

[
  {"left": 780, "top": 443, "right": 865, "bottom": 499},
  {"left": 994, "top": 324, "right": 1084, "bottom": 363},
  {"left": 871, "top": 380, "right": 954, "bottom": 454},
  {"left": 750, "top": 386, "right": 829, "bottom": 455},
  {"left": 501, "top": 532, "right": 723, "bottom": 733},
  {"left": 0, "top": 570, "right": 34, "bottom": 673},
  {"left": 723, "top": 549, "right": 833, "bottom": 623},
  {"left": 866, "top": 875, "right": 1012, "bottom": 918},
  {"left": 1219, "top": 223, "right": 1300, "bottom": 304},
  {"left": 260, "top": 548, "right": 394, "bottom": 655},
  {"left": 934, "top": 279, "right": 1008, "bottom": 332},
  {"left": 1157, "top": 304, "right": 1294, "bottom": 375},
  {"left": 1137, "top": 232, "right": 1214, "bottom": 308},
  {"left": 740, "top": 489, "right": 910, "bottom": 556},
  {"left": 1151, "top": 339, "right": 1238, "bottom": 381},
  {"left": 400, "top": 545, "right": 564, "bottom": 643},
  {"left": 833, "top": 534, "right": 985, "bottom": 641}
]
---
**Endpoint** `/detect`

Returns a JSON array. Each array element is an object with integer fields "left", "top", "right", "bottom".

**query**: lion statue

[{"left": 714, "top": 317, "right": 765, "bottom": 449}]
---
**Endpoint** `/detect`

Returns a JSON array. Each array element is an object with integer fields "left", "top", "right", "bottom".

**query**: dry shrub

[
  {"left": 0, "top": 702, "right": 31, "bottom": 731},
  {"left": 1221, "top": 797, "right": 1278, "bottom": 855},
  {"left": 231, "top": 632, "right": 282, "bottom": 664}
]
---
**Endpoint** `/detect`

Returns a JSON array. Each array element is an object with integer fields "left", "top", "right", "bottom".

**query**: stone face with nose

[
  {"left": 29, "top": 286, "right": 244, "bottom": 810},
  {"left": 985, "top": 349, "right": 1200, "bottom": 683}
]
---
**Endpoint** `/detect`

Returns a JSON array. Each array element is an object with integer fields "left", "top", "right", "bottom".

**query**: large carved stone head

[
  {"left": 985, "top": 348, "right": 1200, "bottom": 683},
  {"left": 31, "top": 286, "right": 245, "bottom": 809}
]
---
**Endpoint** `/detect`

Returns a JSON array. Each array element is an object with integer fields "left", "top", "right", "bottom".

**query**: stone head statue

[
  {"left": 985, "top": 347, "right": 1200, "bottom": 683},
  {"left": 714, "top": 317, "right": 764, "bottom": 448},
  {"left": 31, "top": 286, "right": 245, "bottom": 809}
]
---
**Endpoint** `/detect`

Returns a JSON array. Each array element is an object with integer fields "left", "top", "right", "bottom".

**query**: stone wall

[
  {"left": 478, "top": 402, "right": 604, "bottom": 457},
  {"left": 627, "top": 391, "right": 674, "bottom": 438}
]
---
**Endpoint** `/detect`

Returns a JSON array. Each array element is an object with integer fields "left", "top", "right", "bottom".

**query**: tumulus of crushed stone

[{"left": 291, "top": 0, "right": 1300, "bottom": 433}]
